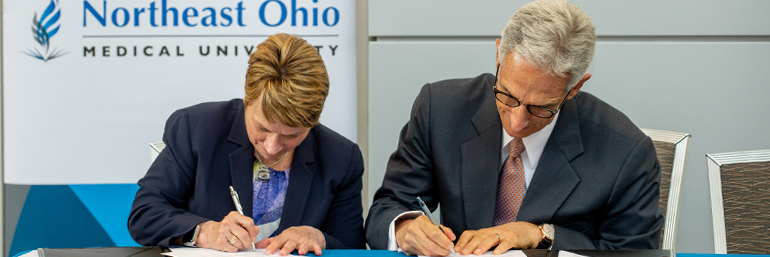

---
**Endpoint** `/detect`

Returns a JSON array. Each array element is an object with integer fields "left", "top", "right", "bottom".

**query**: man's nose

[{"left": 509, "top": 106, "right": 530, "bottom": 132}]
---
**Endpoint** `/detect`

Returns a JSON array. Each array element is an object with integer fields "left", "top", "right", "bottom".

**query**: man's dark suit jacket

[
  {"left": 366, "top": 74, "right": 663, "bottom": 250},
  {"left": 129, "top": 99, "right": 366, "bottom": 249}
]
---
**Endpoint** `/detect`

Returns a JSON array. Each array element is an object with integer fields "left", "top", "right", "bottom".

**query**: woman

[{"left": 128, "top": 33, "right": 365, "bottom": 255}]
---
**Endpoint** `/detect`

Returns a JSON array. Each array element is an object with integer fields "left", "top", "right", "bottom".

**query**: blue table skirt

[{"left": 16, "top": 249, "right": 769, "bottom": 257}]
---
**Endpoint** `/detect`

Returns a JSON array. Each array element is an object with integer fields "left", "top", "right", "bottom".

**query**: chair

[
  {"left": 149, "top": 142, "right": 166, "bottom": 162},
  {"left": 640, "top": 128, "right": 691, "bottom": 250},
  {"left": 706, "top": 149, "right": 770, "bottom": 254}
]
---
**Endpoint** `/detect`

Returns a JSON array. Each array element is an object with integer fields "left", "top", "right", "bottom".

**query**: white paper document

[
  {"left": 559, "top": 251, "right": 588, "bottom": 257},
  {"left": 163, "top": 247, "right": 299, "bottom": 257},
  {"left": 420, "top": 250, "right": 527, "bottom": 257},
  {"left": 419, "top": 250, "right": 586, "bottom": 257}
]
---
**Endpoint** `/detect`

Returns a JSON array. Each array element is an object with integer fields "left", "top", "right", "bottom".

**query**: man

[{"left": 365, "top": 0, "right": 663, "bottom": 256}]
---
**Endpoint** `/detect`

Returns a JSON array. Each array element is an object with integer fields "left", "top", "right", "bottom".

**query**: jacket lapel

[
  {"left": 277, "top": 130, "right": 315, "bottom": 232},
  {"left": 228, "top": 102, "right": 256, "bottom": 218},
  {"left": 517, "top": 97, "right": 583, "bottom": 223},
  {"left": 461, "top": 90, "right": 503, "bottom": 230}
]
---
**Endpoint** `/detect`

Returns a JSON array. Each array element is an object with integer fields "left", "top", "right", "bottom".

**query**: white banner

[{"left": 2, "top": 0, "right": 356, "bottom": 184}]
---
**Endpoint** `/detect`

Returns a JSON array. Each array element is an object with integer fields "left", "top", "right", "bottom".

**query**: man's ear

[
  {"left": 495, "top": 38, "right": 501, "bottom": 67},
  {"left": 567, "top": 73, "right": 591, "bottom": 100}
]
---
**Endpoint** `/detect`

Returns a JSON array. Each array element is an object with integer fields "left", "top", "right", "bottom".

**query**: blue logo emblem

[{"left": 24, "top": 0, "right": 66, "bottom": 62}]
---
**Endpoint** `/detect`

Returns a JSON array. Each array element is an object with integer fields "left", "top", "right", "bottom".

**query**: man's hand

[
  {"left": 195, "top": 211, "right": 260, "bottom": 252},
  {"left": 455, "top": 221, "right": 542, "bottom": 255},
  {"left": 256, "top": 225, "right": 326, "bottom": 256},
  {"left": 395, "top": 215, "right": 456, "bottom": 256}
]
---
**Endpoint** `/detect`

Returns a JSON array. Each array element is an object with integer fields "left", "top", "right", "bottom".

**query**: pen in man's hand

[
  {"left": 417, "top": 196, "right": 456, "bottom": 256},
  {"left": 230, "top": 186, "right": 257, "bottom": 252}
]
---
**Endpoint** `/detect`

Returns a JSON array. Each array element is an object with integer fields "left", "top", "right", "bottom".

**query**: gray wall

[
  {"left": 366, "top": 0, "right": 770, "bottom": 253},
  {"left": 0, "top": 0, "right": 5, "bottom": 254}
]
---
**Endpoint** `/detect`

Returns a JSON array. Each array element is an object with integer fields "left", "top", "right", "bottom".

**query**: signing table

[
  {"left": 16, "top": 247, "right": 686, "bottom": 257},
  {"left": 17, "top": 247, "right": 770, "bottom": 257}
]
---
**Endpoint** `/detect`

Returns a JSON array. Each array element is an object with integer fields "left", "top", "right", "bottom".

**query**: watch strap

[{"left": 183, "top": 222, "right": 203, "bottom": 247}]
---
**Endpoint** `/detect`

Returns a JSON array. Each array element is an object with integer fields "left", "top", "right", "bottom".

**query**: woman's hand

[
  {"left": 195, "top": 211, "right": 260, "bottom": 252},
  {"left": 256, "top": 225, "right": 326, "bottom": 256}
]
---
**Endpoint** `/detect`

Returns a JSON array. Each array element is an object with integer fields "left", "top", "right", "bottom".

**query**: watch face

[{"left": 542, "top": 224, "right": 554, "bottom": 239}]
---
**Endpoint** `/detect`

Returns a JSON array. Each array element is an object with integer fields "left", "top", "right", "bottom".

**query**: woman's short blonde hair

[{"left": 244, "top": 33, "right": 329, "bottom": 128}]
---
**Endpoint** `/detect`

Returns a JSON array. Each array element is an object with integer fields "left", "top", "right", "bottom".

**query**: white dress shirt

[{"left": 385, "top": 113, "right": 561, "bottom": 251}]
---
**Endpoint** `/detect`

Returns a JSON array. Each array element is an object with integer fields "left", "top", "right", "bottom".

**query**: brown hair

[{"left": 244, "top": 33, "right": 329, "bottom": 127}]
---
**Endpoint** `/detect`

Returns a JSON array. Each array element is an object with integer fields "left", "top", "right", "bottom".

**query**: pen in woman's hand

[{"left": 230, "top": 186, "right": 257, "bottom": 252}]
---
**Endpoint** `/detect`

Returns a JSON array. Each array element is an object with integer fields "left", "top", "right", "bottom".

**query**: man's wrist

[
  {"left": 395, "top": 218, "right": 415, "bottom": 239},
  {"left": 528, "top": 223, "right": 543, "bottom": 248},
  {"left": 388, "top": 211, "right": 423, "bottom": 251}
]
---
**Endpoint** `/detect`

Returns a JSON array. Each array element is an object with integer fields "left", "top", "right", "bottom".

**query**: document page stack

[{"left": 163, "top": 247, "right": 299, "bottom": 257}]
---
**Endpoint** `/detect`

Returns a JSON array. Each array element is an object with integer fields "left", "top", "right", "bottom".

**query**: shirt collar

[{"left": 501, "top": 112, "right": 560, "bottom": 170}]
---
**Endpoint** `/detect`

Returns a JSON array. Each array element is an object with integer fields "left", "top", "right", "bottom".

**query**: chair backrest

[
  {"left": 706, "top": 149, "right": 770, "bottom": 254},
  {"left": 640, "top": 128, "right": 691, "bottom": 250},
  {"left": 149, "top": 142, "right": 166, "bottom": 163}
]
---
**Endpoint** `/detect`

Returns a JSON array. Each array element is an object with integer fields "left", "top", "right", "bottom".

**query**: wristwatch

[
  {"left": 536, "top": 224, "right": 554, "bottom": 250},
  {"left": 182, "top": 223, "right": 203, "bottom": 247}
]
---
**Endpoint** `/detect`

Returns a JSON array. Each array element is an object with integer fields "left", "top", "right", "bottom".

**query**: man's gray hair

[{"left": 498, "top": 0, "right": 596, "bottom": 90}]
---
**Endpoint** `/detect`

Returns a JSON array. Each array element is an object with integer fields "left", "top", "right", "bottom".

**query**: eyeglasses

[{"left": 493, "top": 64, "right": 571, "bottom": 119}]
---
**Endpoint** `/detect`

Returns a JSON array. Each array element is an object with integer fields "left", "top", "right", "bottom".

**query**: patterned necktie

[{"left": 494, "top": 138, "right": 526, "bottom": 226}]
